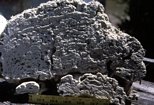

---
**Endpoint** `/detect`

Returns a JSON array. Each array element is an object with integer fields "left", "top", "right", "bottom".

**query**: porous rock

[
  {"left": 15, "top": 81, "right": 39, "bottom": 94},
  {"left": 0, "top": 0, "right": 146, "bottom": 82},
  {"left": 58, "top": 72, "right": 127, "bottom": 105}
]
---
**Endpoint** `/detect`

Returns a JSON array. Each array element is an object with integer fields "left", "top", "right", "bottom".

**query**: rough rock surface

[
  {"left": 58, "top": 72, "right": 127, "bottom": 105},
  {"left": 15, "top": 81, "right": 39, "bottom": 94},
  {"left": 0, "top": 0, "right": 146, "bottom": 82}
]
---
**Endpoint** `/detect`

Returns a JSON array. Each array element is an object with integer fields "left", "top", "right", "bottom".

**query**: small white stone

[
  {"left": 1, "top": 0, "right": 145, "bottom": 84},
  {"left": 0, "top": 14, "right": 7, "bottom": 35},
  {"left": 16, "top": 81, "right": 40, "bottom": 94}
]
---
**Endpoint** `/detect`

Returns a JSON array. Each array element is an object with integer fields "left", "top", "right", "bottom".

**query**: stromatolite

[
  {"left": 58, "top": 72, "right": 127, "bottom": 105},
  {"left": 0, "top": 0, "right": 146, "bottom": 84}
]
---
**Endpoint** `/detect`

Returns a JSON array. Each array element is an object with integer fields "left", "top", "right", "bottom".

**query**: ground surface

[{"left": 132, "top": 80, "right": 154, "bottom": 105}]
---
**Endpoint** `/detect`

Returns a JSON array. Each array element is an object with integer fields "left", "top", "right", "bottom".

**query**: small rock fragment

[
  {"left": 15, "top": 81, "right": 39, "bottom": 94},
  {"left": 0, "top": 14, "right": 7, "bottom": 35}
]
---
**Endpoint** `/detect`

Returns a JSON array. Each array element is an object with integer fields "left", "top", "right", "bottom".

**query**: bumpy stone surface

[
  {"left": 58, "top": 73, "right": 127, "bottom": 105},
  {"left": 0, "top": 0, "right": 146, "bottom": 81},
  {"left": 15, "top": 81, "right": 39, "bottom": 94}
]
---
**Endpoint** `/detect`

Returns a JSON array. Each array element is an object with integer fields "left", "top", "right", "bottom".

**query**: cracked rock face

[
  {"left": 58, "top": 73, "right": 127, "bottom": 105},
  {"left": 0, "top": 0, "right": 146, "bottom": 82}
]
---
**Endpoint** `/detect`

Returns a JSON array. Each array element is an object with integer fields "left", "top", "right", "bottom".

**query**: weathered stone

[
  {"left": 58, "top": 72, "right": 127, "bottom": 105},
  {"left": 0, "top": 0, "right": 146, "bottom": 84},
  {"left": 15, "top": 81, "right": 39, "bottom": 94}
]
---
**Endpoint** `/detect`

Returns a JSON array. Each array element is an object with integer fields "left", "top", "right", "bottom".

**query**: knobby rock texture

[
  {"left": 0, "top": 0, "right": 146, "bottom": 81},
  {"left": 0, "top": 0, "right": 146, "bottom": 104},
  {"left": 58, "top": 73, "right": 127, "bottom": 105}
]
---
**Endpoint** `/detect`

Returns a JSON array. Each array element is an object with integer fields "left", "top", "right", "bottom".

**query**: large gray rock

[
  {"left": 58, "top": 73, "right": 127, "bottom": 105},
  {"left": 0, "top": 0, "right": 146, "bottom": 83}
]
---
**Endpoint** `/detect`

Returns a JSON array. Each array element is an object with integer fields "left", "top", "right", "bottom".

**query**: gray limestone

[
  {"left": 58, "top": 73, "right": 127, "bottom": 105},
  {"left": 0, "top": 0, "right": 146, "bottom": 84}
]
